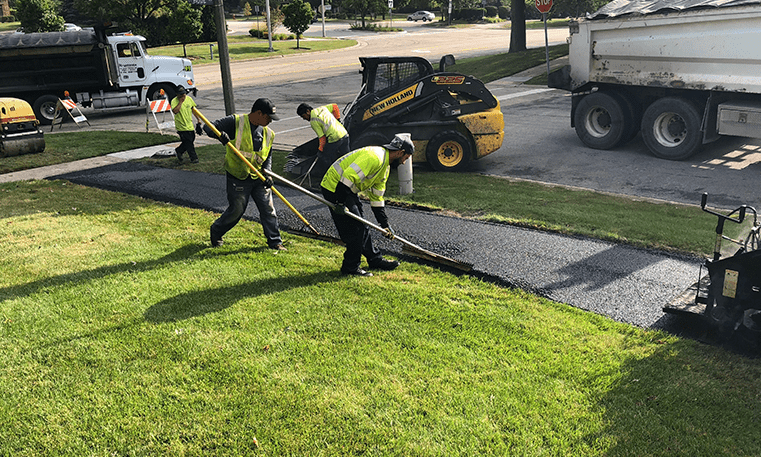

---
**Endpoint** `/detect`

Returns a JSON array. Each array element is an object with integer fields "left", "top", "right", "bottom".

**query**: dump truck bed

[{"left": 568, "top": 0, "right": 761, "bottom": 94}]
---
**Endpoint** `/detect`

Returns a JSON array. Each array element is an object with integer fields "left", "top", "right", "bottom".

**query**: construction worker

[
  {"left": 320, "top": 133, "right": 414, "bottom": 276},
  {"left": 170, "top": 85, "right": 202, "bottom": 163},
  {"left": 297, "top": 103, "right": 350, "bottom": 183},
  {"left": 203, "top": 98, "right": 287, "bottom": 251}
]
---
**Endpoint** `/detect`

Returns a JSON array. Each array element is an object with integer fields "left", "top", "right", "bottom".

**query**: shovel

[{"left": 264, "top": 168, "right": 473, "bottom": 272}]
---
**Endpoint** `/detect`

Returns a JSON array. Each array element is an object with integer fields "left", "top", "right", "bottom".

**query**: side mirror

[{"left": 439, "top": 54, "right": 456, "bottom": 72}]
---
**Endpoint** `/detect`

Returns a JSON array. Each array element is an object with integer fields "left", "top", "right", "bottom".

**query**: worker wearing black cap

[
  {"left": 171, "top": 85, "right": 202, "bottom": 163},
  {"left": 203, "top": 98, "right": 286, "bottom": 250},
  {"left": 320, "top": 133, "right": 414, "bottom": 276}
]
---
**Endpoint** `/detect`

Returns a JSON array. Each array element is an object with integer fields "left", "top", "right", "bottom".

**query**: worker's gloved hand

[
  {"left": 195, "top": 122, "right": 203, "bottom": 135},
  {"left": 263, "top": 176, "right": 274, "bottom": 188},
  {"left": 333, "top": 203, "right": 347, "bottom": 216},
  {"left": 218, "top": 132, "right": 230, "bottom": 145},
  {"left": 383, "top": 226, "right": 395, "bottom": 240}
]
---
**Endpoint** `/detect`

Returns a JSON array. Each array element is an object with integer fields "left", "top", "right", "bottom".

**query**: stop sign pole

[{"left": 536, "top": 0, "right": 553, "bottom": 76}]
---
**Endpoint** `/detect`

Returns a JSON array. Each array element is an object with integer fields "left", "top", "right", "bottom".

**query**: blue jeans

[{"left": 211, "top": 173, "right": 282, "bottom": 247}]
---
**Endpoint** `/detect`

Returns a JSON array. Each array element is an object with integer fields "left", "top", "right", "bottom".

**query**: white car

[
  {"left": 64, "top": 23, "right": 82, "bottom": 32},
  {"left": 407, "top": 11, "right": 435, "bottom": 22}
]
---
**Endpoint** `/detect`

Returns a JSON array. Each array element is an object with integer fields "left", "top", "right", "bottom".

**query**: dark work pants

[
  {"left": 322, "top": 186, "right": 382, "bottom": 272},
  {"left": 313, "top": 135, "right": 350, "bottom": 182},
  {"left": 175, "top": 130, "right": 198, "bottom": 161},
  {"left": 211, "top": 173, "right": 282, "bottom": 247}
]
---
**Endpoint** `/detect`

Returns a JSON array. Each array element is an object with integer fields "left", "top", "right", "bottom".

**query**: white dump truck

[
  {"left": 0, "top": 27, "right": 196, "bottom": 124},
  {"left": 549, "top": 0, "right": 761, "bottom": 160}
]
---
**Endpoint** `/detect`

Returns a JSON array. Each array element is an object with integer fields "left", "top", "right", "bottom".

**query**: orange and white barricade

[
  {"left": 51, "top": 93, "right": 90, "bottom": 130},
  {"left": 145, "top": 92, "right": 175, "bottom": 134}
]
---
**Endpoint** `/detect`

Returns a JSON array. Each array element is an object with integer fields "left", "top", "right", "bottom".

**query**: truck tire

[
  {"left": 641, "top": 97, "right": 702, "bottom": 160},
  {"left": 426, "top": 130, "right": 472, "bottom": 172},
  {"left": 148, "top": 84, "right": 175, "bottom": 102},
  {"left": 612, "top": 91, "right": 640, "bottom": 145},
  {"left": 33, "top": 95, "right": 60, "bottom": 125},
  {"left": 574, "top": 92, "right": 627, "bottom": 150}
]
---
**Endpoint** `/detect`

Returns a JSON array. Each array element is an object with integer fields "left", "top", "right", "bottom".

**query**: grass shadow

[{"left": 144, "top": 271, "right": 339, "bottom": 323}]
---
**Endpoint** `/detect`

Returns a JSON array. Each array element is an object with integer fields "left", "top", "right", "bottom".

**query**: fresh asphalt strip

[{"left": 49, "top": 160, "right": 706, "bottom": 338}]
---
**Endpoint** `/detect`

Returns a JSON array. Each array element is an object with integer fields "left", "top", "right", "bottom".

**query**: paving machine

[
  {"left": 0, "top": 97, "right": 45, "bottom": 157},
  {"left": 285, "top": 54, "right": 504, "bottom": 181},
  {"left": 664, "top": 193, "right": 761, "bottom": 348}
]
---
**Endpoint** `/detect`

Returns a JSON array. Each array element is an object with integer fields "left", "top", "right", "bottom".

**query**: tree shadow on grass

[{"left": 144, "top": 271, "right": 338, "bottom": 323}]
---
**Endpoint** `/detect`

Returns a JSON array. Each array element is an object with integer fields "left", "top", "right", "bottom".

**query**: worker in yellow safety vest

[
  {"left": 202, "top": 98, "right": 286, "bottom": 250},
  {"left": 320, "top": 133, "right": 414, "bottom": 276},
  {"left": 297, "top": 103, "right": 350, "bottom": 182}
]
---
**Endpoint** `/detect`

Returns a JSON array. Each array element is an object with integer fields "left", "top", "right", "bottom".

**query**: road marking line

[
  {"left": 275, "top": 125, "right": 312, "bottom": 134},
  {"left": 496, "top": 88, "right": 555, "bottom": 100}
]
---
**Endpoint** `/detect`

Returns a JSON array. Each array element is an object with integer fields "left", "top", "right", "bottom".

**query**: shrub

[
  {"left": 498, "top": 6, "right": 510, "bottom": 19},
  {"left": 485, "top": 6, "right": 498, "bottom": 17}
]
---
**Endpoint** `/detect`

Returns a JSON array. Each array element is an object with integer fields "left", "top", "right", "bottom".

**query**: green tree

[
  {"left": 74, "top": 0, "right": 168, "bottom": 32},
  {"left": 166, "top": 0, "right": 202, "bottom": 55},
  {"left": 270, "top": 6, "right": 284, "bottom": 31},
  {"left": 16, "top": 0, "right": 65, "bottom": 32},
  {"left": 282, "top": 0, "right": 312, "bottom": 48},
  {"left": 243, "top": 1, "right": 251, "bottom": 16},
  {"left": 343, "top": 0, "right": 385, "bottom": 27}
]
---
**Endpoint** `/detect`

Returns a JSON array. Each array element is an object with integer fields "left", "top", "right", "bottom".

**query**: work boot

[
  {"left": 341, "top": 267, "right": 373, "bottom": 277},
  {"left": 190, "top": 157, "right": 199, "bottom": 164},
  {"left": 210, "top": 227, "right": 224, "bottom": 247},
  {"left": 368, "top": 258, "right": 399, "bottom": 271},
  {"left": 269, "top": 243, "right": 287, "bottom": 251}
]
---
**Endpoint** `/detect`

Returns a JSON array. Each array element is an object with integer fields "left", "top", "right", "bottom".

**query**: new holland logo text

[{"left": 363, "top": 84, "right": 419, "bottom": 121}]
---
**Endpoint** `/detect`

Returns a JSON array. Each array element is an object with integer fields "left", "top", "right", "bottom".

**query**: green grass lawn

[
  {"left": 0, "top": 131, "right": 175, "bottom": 175},
  {"left": 448, "top": 43, "right": 569, "bottom": 83},
  {"left": 1, "top": 179, "right": 760, "bottom": 456},
  {"left": 152, "top": 35, "right": 357, "bottom": 65}
]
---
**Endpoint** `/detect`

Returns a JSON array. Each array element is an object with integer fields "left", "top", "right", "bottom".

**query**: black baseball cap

[
  {"left": 251, "top": 98, "right": 280, "bottom": 120},
  {"left": 176, "top": 85, "right": 187, "bottom": 95}
]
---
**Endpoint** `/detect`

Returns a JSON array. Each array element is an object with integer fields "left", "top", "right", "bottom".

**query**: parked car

[
  {"left": 64, "top": 23, "right": 82, "bottom": 32},
  {"left": 407, "top": 11, "right": 435, "bottom": 22}
]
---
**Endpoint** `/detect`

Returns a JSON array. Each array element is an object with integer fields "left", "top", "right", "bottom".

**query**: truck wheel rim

[
  {"left": 653, "top": 112, "right": 685, "bottom": 147},
  {"left": 584, "top": 107, "right": 612, "bottom": 138},
  {"left": 438, "top": 140, "right": 463, "bottom": 167},
  {"left": 41, "top": 101, "right": 57, "bottom": 120}
]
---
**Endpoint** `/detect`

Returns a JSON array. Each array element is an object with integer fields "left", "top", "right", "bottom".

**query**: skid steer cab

[
  {"left": 664, "top": 193, "right": 761, "bottom": 349},
  {"left": 344, "top": 54, "right": 504, "bottom": 172},
  {"left": 0, "top": 97, "right": 45, "bottom": 158}
]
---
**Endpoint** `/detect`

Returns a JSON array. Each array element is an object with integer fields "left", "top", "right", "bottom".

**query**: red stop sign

[{"left": 536, "top": 0, "right": 552, "bottom": 13}]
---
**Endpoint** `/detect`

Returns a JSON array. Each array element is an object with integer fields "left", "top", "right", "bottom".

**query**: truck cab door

[{"left": 115, "top": 41, "right": 147, "bottom": 85}]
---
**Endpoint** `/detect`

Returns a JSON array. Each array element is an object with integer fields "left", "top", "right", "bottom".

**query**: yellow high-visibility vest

[{"left": 321, "top": 146, "right": 389, "bottom": 207}]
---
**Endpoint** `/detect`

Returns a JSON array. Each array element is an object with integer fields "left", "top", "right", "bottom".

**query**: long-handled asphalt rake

[{"left": 263, "top": 168, "right": 473, "bottom": 272}]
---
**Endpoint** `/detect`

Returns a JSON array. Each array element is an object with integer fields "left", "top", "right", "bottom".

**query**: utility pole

[
  {"left": 214, "top": 0, "right": 235, "bottom": 114},
  {"left": 266, "top": 0, "right": 274, "bottom": 52}
]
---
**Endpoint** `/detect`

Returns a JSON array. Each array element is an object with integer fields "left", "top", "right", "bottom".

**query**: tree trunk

[{"left": 509, "top": 0, "right": 527, "bottom": 53}]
